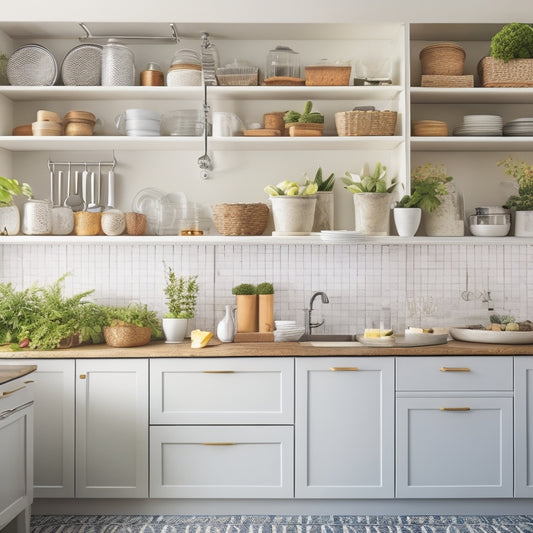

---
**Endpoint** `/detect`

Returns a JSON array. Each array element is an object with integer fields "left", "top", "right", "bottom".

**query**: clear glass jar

[
  {"left": 265, "top": 46, "right": 300, "bottom": 78},
  {"left": 23, "top": 199, "right": 52, "bottom": 235},
  {"left": 101, "top": 39, "right": 135, "bottom": 86}
]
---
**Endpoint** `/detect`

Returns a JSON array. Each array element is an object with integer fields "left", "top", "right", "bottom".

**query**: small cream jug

[{"left": 217, "top": 304, "right": 237, "bottom": 342}]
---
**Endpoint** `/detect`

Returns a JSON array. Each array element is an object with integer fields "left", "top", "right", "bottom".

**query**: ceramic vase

[
  {"left": 235, "top": 295, "right": 258, "bottom": 332},
  {"left": 422, "top": 182, "right": 464, "bottom": 236},
  {"left": 217, "top": 304, "right": 237, "bottom": 342},
  {"left": 270, "top": 195, "right": 317, "bottom": 235},
  {"left": 0, "top": 205, "right": 21, "bottom": 235},
  {"left": 514, "top": 210, "right": 533, "bottom": 236},
  {"left": 393, "top": 207, "right": 421, "bottom": 237},
  {"left": 162, "top": 317, "right": 188, "bottom": 343},
  {"left": 353, "top": 193, "right": 392, "bottom": 235},
  {"left": 312, "top": 191, "right": 334, "bottom": 232}
]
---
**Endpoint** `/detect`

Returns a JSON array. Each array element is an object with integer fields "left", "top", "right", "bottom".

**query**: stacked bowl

[{"left": 273, "top": 320, "right": 305, "bottom": 342}]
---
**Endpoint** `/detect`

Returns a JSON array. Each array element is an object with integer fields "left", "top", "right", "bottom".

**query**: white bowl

[
  {"left": 470, "top": 223, "right": 510, "bottom": 237},
  {"left": 125, "top": 118, "right": 160, "bottom": 132}
]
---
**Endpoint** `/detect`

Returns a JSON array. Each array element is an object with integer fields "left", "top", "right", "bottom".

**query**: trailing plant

[
  {"left": 284, "top": 100, "right": 324, "bottom": 124},
  {"left": 163, "top": 266, "right": 199, "bottom": 319},
  {"left": 232, "top": 283, "right": 257, "bottom": 295},
  {"left": 0, "top": 176, "right": 33, "bottom": 207},
  {"left": 256, "top": 282, "right": 274, "bottom": 295},
  {"left": 342, "top": 162, "right": 397, "bottom": 193},
  {"left": 498, "top": 156, "right": 533, "bottom": 210},
  {"left": 304, "top": 166, "right": 335, "bottom": 192},
  {"left": 490, "top": 23, "right": 533, "bottom": 62},
  {"left": 103, "top": 303, "right": 163, "bottom": 339}
]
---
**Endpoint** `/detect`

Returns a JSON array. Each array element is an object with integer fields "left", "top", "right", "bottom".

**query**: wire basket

[
  {"left": 419, "top": 42, "right": 465, "bottom": 75},
  {"left": 335, "top": 110, "right": 398, "bottom": 136},
  {"left": 212, "top": 203, "right": 269, "bottom": 235},
  {"left": 478, "top": 57, "right": 533, "bottom": 87},
  {"left": 7, "top": 43, "right": 58, "bottom": 86}
]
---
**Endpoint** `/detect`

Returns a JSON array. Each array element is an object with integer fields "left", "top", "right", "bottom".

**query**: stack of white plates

[
  {"left": 320, "top": 230, "right": 371, "bottom": 242},
  {"left": 274, "top": 321, "right": 305, "bottom": 342},
  {"left": 503, "top": 118, "right": 533, "bottom": 136},
  {"left": 453, "top": 114, "right": 503, "bottom": 136},
  {"left": 161, "top": 110, "right": 204, "bottom": 136}
]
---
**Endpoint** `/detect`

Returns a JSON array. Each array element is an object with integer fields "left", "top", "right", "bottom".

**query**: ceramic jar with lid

[
  {"left": 140, "top": 62, "right": 164, "bottom": 86},
  {"left": 167, "top": 49, "right": 202, "bottom": 86},
  {"left": 101, "top": 39, "right": 135, "bottom": 86},
  {"left": 23, "top": 199, "right": 52, "bottom": 235},
  {"left": 51, "top": 206, "right": 74, "bottom": 235}
]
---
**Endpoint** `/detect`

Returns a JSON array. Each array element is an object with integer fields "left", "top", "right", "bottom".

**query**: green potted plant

[
  {"left": 341, "top": 162, "right": 397, "bottom": 235},
  {"left": 0, "top": 52, "right": 8, "bottom": 85},
  {"left": 264, "top": 178, "right": 318, "bottom": 235},
  {"left": 283, "top": 100, "right": 324, "bottom": 136},
  {"left": 232, "top": 283, "right": 257, "bottom": 333},
  {"left": 0, "top": 176, "right": 33, "bottom": 235},
  {"left": 480, "top": 23, "right": 533, "bottom": 87},
  {"left": 498, "top": 156, "right": 533, "bottom": 236},
  {"left": 303, "top": 166, "right": 336, "bottom": 231},
  {"left": 162, "top": 265, "right": 199, "bottom": 343},
  {"left": 256, "top": 282, "right": 274, "bottom": 333}
]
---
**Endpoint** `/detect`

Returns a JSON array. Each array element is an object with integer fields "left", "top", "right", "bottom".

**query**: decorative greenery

[
  {"left": 284, "top": 100, "right": 324, "bottom": 124},
  {"left": 232, "top": 283, "right": 257, "bottom": 295},
  {"left": 103, "top": 303, "right": 163, "bottom": 339},
  {"left": 256, "top": 282, "right": 274, "bottom": 295},
  {"left": 342, "top": 162, "right": 397, "bottom": 193},
  {"left": 163, "top": 266, "right": 199, "bottom": 319},
  {"left": 264, "top": 178, "right": 318, "bottom": 196},
  {"left": 498, "top": 156, "right": 533, "bottom": 210},
  {"left": 490, "top": 23, "right": 533, "bottom": 62},
  {"left": 397, "top": 163, "right": 452, "bottom": 212},
  {"left": 0, "top": 176, "right": 33, "bottom": 207},
  {"left": 304, "top": 166, "right": 335, "bottom": 192}
]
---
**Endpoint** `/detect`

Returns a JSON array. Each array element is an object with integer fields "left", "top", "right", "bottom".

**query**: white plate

[
  {"left": 356, "top": 333, "right": 448, "bottom": 347},
  {"left": 321, "top": 230, "right": 372, "bottom": 242},
  {"left": 449, "top": 327, "right": 533, "bottom": 344},
  {"left": 355, "top": 334, "right": 396, "bottom": 347}
]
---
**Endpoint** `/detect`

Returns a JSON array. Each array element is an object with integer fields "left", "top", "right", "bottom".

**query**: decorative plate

[{"left": 449, "top": 327, "right": 533, "bottom": 344}]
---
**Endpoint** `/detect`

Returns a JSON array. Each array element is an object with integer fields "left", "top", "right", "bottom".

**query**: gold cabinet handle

[
  {"left": 23, "top": 380, "right": 34, "bottom": 384},
  {"left": 79, "top": 374, "right": 86, "bottom": 379},
  {"left": 330, "top": 367, "right": 359, "bottom": 371},
  {"left": 440, "top": 367, "right": 471, "bottom": 372},
  {"left": 1, "top": 385, "right": 25, "bottom": 397},
  {"left": 202, "top": 442, "right": 235, "bottom": 446},
  {"left": 202, "top": 370, "right": 235, "bottom": 374},
  {"left": 440, "top": 407, "right": 471, "bottom": 411}
]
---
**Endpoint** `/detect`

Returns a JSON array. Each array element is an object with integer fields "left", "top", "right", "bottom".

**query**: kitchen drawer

[
  {"left": 149, "top": 425, "right": 294, "bottom": 498},
  {"left": 396, "top": 356, "right": 513, "bottom": 391},
  {"left": 0, "top": 375, "right": 34, "bottom": 414},
  {"left": 150, "top": 358, "right": 294, "bottom": 424}
]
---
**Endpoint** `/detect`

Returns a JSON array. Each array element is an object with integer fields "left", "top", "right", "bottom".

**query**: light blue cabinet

[{"left": 515, "top": 356, "right": 533, "bottom": 497}]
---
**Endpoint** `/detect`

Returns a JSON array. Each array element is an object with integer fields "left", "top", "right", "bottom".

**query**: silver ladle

[
  {"left": 197, "top": 83, "right": 211, "bottom": 179},
  {"left": 64, "top": 164, "right": 85, "bottom": 211}
]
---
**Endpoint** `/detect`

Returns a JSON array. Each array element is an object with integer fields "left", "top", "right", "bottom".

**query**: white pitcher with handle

[{"left": 217, "top": 304, "right": 237, "bottom": 342}]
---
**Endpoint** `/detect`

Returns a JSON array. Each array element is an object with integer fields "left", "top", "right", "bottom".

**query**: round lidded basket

[
  {"left": 103, "top": 324, "right": 152, "bottom": 347},
  {"left": 212, "top": 202, "right": 269, "bottom": 235},
  {"left": 419, "top": 42, "right": 466, "bottom": 75}
]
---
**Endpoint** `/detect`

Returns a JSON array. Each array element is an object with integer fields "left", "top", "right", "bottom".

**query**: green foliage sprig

[
  {"left": 163, "top": 266, "right": 199, "bottom": 319},
  {"left": 342, "top": 162, "right": 397, "bottom": 193},
  {"left": 232, "top": 283, "right": 257, "bottom": 295},
  {"left": 284, "top": 100, "right": 324, "bottom": 124},
  {"left": 256, "top": 282, "right": 274, "bottom": 295},
  {"left": 498, "top": 156, "right": 533, "bottom": 210},
  {"left": 490, "top": 23, "right": 533, "bottom": 62},
  {"left": 304, "top": 166, "right": 335, "bottom": 192},
  {"left": 103, "top": 303, "right": 163, "bottom": 339},
  {"left": 0, "top": 176, "right": 33, "bottom": 207}
]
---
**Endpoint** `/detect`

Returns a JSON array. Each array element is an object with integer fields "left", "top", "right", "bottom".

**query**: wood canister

[
  {"left": 125, "top": 212, "right": 147, "bottom": 235},
  {"left": 140, "top": 69, "right": 164, "bottom": 86},
  {"left": 264, "top": 111, "right": 286, "bottom": 136},
  {"left": 258, "top": 294, "right": 274, "bottom": 332},
  {"left": 73, "top": 211, "right": 101, "bottom": 235},
  {"left": 235, "top": 295, "right": 258, "bottom": 332}
]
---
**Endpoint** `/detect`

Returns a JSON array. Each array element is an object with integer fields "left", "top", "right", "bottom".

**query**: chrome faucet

[{"left": 304, "top": 291, "right": 329, "bottom": 336}]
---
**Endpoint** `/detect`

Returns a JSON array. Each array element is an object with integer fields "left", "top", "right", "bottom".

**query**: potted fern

[{"left": 162, "top": 265, "right": 199, "bottom": 343}]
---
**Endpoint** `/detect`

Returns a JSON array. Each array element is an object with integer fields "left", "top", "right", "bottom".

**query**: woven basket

[
  {"left": 212, "top": 203, "right": 269, "bottom": 236},
  {"left": 420, "top": 42, "right": 465, "bottom": 75},
  {"left": 335, "top": 110, "right": 398, "bottom": 136},
  {"left": 478, "top": 57, "right": 533, "bottom": 87},
  {"left": 103, "top": 325, "right": 152, "bottom": 347},
  {"left": 421, "top": 74, "right": 474, "bottom": 88},
  {"left": 305, "top": 66, "right": 351, "bottom": 86}
]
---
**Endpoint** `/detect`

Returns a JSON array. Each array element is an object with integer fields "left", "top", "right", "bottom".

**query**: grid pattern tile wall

[{"left": 1, "top": 242, "right": 531, "bottom": 334}]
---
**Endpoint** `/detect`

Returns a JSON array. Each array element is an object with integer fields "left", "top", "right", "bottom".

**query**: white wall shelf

[
  {"left": 410, "top": 87, "right": 533, "bottom": 105},
  {"left": 410, "top": 136, "right": 533, "bottom": 152}
]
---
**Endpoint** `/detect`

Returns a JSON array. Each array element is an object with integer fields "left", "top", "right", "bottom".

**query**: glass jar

[
  {"left": 265, "top": 46, "right": 300, "bottom": 79},
  {"left": 167, "top": 49, "right": 202, "bottom": 87},
  {"left": 23, "top": 199, "right": 52, "bottom": 235},
  {"left": 101, "top": 39, "right": 135, "bottom": 86}
]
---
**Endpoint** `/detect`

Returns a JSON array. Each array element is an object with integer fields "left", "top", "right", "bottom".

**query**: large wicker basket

[
  {"left": 305, "top": 65, "right": 351, "bottom": 86},
  {"left": 212, "top": 203, "right": 269, "bottom": 235},
  {"left": 419, "top": 42, "right": 465, "bottom": 75},
  {"left": 335, "top": 110, "right": 398, "bottom": 136},
  {"left": 103, "top": 325, "right": 152, "bottom": 347},
  {"left": 478, "top": 56, "right": 533, "bottom": 87}
]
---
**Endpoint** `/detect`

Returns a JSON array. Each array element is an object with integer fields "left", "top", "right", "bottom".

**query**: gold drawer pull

[
  {"left": 202, "top": 442, "right": 236, "bottom": 446},
  {"left": 440, "top": 407, "right": 471, "bottom": 411},
  {"left": 330, "top": 367, "right": 359, "bottom": 371},
  {"left": 79, "top": 374, "right": 86, "bottom": 379},
  {"left": 23, "top": 380, "right": 34, "bottom": 384},
  {"left": 202, "top": 370, "right": 235, "bottom": 374},
  {"left": 1, "top": 385, "right": 25, "bottom": 397},
  {"left": 440, "top": 367, "right": 471, "bottom": 372}
]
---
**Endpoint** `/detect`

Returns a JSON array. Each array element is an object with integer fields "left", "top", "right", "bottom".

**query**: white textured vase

[
  {"left": 312, "top": 191, "right": 334, "bottom": 232},
  {"left": 162, "top": 317, "right": 188, "bottom": 343},
  {"left": 353, "top": 193, "right": 392, "bottom": 235},
  {"left": 393, "top": 207, "right": 421, "bottom": 237},
  {"left": 270, "top": 195, "right": 317, "bottom": 235},
  {"left": 423, "top": 183, "right": 464, "bottom": 237},
  {"left": 217, "top": 304, "right": 237, "bottom": 342},
  {"left": 514, "top": 211, "right": 533, "bottom": 236},
  {"left": 0, "top": 205, "right": 20, "bottom": 235}
]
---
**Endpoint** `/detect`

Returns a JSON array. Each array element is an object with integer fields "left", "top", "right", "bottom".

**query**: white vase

[
  {"left": 422, "top": 182, "right": 464, "bottom": 237},
  {"left": 162, "top": 317, "right": 188, "bottom": 343},
  {"left": 217, "top": 304, "right": 237, "bottom": 342},
  {"left": 0, "top": 205, "right": 20, "bottom": 235},
  {"left": 270, "top": 195, "right": 317, "bottom": 235},
  {"left": 353, "top": 193, "right": 392, "bottom": 235},
  {"left": 514, "top": 210, "right": 533, "bottom": 236},
  {"left": 393, "top": 207, "right": 421, "bottom": 237},
  {"left": 312, "top": 191, "right": 334, "bottom": 232}
]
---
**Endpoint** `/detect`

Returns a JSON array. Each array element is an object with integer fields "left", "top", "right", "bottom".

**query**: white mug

[{"left": 212, "top": 112, "right": 243, "bottom": 137}]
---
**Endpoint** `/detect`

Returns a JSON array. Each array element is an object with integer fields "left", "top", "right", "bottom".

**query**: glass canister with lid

[
  {"left": 101, "top": 39, "right": 135, "bottom": 86},
  {"left": 167, "top": 49, "right": 202, "bottom": 86},
  {"left": 265, "top": 46, "right": 300, "bottom": 79}
]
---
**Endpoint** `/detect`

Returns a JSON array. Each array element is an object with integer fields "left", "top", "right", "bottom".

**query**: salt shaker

[{"left": 101, "top": 39, "right": 135, "bottom": 86}]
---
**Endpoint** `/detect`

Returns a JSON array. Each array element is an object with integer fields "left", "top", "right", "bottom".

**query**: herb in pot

[
  {"left": 342, "top": 162, "right": 397, "bottom": 193},
  {"left": 163, "top": 266, "right": 199, "bottom": 319}
]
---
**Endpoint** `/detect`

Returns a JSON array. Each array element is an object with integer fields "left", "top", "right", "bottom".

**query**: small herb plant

[
  {"left": 304, "top": 166, "right": 335, "bottom": 192},
  {"left": 490, "top": 23, "right": 533, "bottom": 62},
  {"left": 342, "top": 162, "right": 397, "bottom": 193},
  {"left": 0, "top": 176, "right": 33, "bottom": 207},
  {"left": 232, "top": 283, "right": 257, "bottom": 295},
  {"left": 284, "top": 100, "right": 324, "bottom": 124},
  {"left": 163, "top": 266, "right": 199, "bottom": 319},
  {"left": 264, "top": 179, "right": 317, "bottom": 196},
  {"left": 498, "top": 156, "right": 533, "bottom": 210},
  {"left": 103, "top": 303, "right": 163, "bottom": 339},
  {"left": 256, "top": 282, "right": 274, "bottom": 295}
]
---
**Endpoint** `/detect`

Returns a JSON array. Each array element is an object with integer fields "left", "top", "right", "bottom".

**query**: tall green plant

[
  {"left": 498, "top": 156, "right": 533, "bottom": 210},
  {"left": 164, "top": 266, "right": 199, "bottom": 319}
]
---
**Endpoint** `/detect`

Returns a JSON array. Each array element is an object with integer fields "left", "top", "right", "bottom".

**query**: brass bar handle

[
  {"left": 202, "top": 370, "right": 235, "bottom": 374},
  {"left": 1, "top": 385, "right": 25, "bottom": 397},
  {"left": 202, "top": 442, "right": 236, "bottom": 446},
  {"left": 440, "top": 367, "right": 471, "bottom": 372},
  {"left": 79, "top": 374, "right": 86, "bottom": 379},
  {"left": 23, "top": 380, "right": 34, "bottom": 384},
  {"left": 330, "top": 367, "right": 359, "bottom": 371},
  {"left": 440, "top": 407, "right": 471, "bottom": 411}
]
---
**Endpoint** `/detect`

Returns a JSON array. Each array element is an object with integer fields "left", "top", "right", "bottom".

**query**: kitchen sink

[{"left": 298, "top": 334, "right": 363, "bottom": 347}]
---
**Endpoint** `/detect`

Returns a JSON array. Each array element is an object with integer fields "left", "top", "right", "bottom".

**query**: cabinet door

[
  {"left": 295, "top": 357, "right": 394, "bottom": 498},
  {"left": 76, "top": 359, "right": 148, "bottom": 498},
  {"left": 150, "top": 425, "right": 293, "bottom": 499},
  {"left": 396, "top": 396, "right": 513, "bottom": 498},
  {"left": 150, "top": 358, "right": 294, "bottom": 424},
  {"left": 515, "top": 356, "right": 533, "bottom": 497},
  {"left": 0, "top": 359, "right": 75, "bottom": 498}
]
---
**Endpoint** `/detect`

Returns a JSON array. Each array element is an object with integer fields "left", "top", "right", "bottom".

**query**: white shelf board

[
  {"left": 410, "top": 136, "right": 533, "bottom": 152},
  {"left": 0, "top": 85, "right": 403, "bottom": 103},
  {"left": 0, "top": 135, "right": 404, "bottom": 152},
  {"left": 410, "top": 87, "right": 533, "bottom": 104},
  {"left": 409, "top": 23, "right": 503, "bottom": 42}
]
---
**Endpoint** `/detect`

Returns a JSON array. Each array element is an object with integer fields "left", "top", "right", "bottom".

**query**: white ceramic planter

[
  {"left": 270, "top": 195, "right": 317, "bottom": 235},
  {"left": 514, "top": 210, "right": 533, "bottom": 236},
  {"left": 312, "top": 191, "right": 334, "bottom": 232},
  {"left": 393, "top": 207, "right": 421, "bottom": 237},
  {"left": 0, "top": 205, "right": 20, "bottom": 235},
  {"left": 422, "top": 183, "right": 464, "bottom": 237},
  {"left": 353, "top": 193, "right": 392, "bottom": 235},
  {"left": 162, "top": 317, "right": 188, "bottom": 343}
]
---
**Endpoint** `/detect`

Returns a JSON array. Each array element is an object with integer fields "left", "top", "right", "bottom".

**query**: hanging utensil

[
  {"left": 106, "top": 169, "right": 115, "bottom": 209},
  {"left": 57, "top": 170, "right": 63, "bottom": 207},
  {"left": 49, "top": 165, "right": 55, "bottom": 205},
  {"left": 64, "top": 168, "right": 84, "bottom": 211},
  {"left": 87, "top": 171, "right": 101, "bottom": 212},
  {"left": 197, "top": 83, "right": 212, "bottom": 179},
  {"left": 81, "top": 165, "right": 89, "bottom": 210}
]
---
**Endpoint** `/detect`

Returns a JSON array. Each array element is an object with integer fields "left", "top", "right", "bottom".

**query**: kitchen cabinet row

[{"left": 0, "top": 355, "right": 531, "bottom": 501}]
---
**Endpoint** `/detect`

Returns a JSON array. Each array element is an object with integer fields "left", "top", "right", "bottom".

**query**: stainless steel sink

[{"left": 298, "top": 334, "right": 362, "bottom": 347}]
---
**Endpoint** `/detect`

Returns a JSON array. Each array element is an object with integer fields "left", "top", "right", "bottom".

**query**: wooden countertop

[
  {"left": 0, "top": 364, "right": 38, "bottom": 384},
  {"left": 1, "top": 339, "right": 533, "bottom": 359}
]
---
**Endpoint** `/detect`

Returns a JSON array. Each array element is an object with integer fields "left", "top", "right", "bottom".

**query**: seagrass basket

[
  {"left": 212, "top": 203, "right": 269, "bottom": 235},
  {"left": 478, "top": 57, "right": 533, "bottom": 87},
  {"left": 103, "top": 325, "right": 152, "bottom": 347},
  {"left": 305, "top": 65, "right": 351, "bottom": 86},
  {"left": 335, "top": 110, "right": 398, "bottom": 136},
  {"left": 419, "top": 42, "right": 465, "bottom": 75}
]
